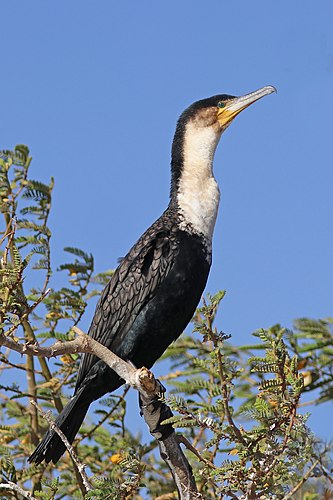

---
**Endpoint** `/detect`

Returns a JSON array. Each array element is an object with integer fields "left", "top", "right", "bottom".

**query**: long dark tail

[{"left": 28, "top": 390, "right": 90, "bottom": 465}]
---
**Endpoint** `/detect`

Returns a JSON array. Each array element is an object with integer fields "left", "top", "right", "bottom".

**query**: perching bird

[{"left": 29, "top": 86, "right": 276, "bottom": 465}]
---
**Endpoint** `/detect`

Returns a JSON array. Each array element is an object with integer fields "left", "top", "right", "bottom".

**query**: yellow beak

[{"left": 217, "top": 85, "right": 276, "bottom": 128}]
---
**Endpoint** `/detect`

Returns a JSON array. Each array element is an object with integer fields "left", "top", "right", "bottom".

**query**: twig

[
  {"left": 261, "top": 400, "right": 299, "bottom": 479},
  {"left": 177, "top": 435, "right": 215, "bottom": 469},
  {"left": 0, "top": 481, "right": 37, "bottom": 499},
  {"left": 282, "top": 459, "right": 320, "bottom": 499},
  {"left": 0, "top": 384, "right": 52, "bottom": 401},
  {"left": 158, "top": 435, "right": 203, "bottom": 500},
  {"left": 30, "top": 400, "right": 93, "bottom": 492},
  {"left": 0, "top": 354, "right": 31, "bottom": 372},
  {"left": 3, "top": 288, "right": 51, "bottom": 339},
  {"left": 2, "top": 285, "right": 64, "bottom": 414},
  {"left": 222, "top": 491, "right": 239, "bottom": 500},
  {"left": 205, "top": 312, "right": 245, "bottom": 446},
  {"left": 155, "top": 494, "right": 177, "bottom": 500},
  {"left": 217, "top": 348, "right": 246, "bottom": 444}
]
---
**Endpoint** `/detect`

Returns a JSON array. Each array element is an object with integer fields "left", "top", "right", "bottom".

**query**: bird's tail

[{"left": 28, "top": 390, "right": 90, "bottom": 465}]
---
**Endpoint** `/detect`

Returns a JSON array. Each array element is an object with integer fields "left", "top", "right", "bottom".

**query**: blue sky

[{"left": 2, "top": 2, "right": 333, "bottom": 441}]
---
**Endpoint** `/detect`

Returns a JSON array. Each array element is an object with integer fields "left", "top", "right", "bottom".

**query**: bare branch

[
  {"left": 0, "top": 326, "right": 201, "bottom": 499},
  {"left": 0, "top": 326, "right": 166, "bottom": 398},
  {"left": 282, "top": 459, "right": 320, "bottom": 499},
  {"left": 177, "top": 435, "right": 215, "bottom": 469},
  {"left": 30, "top": 400, "right": 93, "bottom": 493},
  {"left": 0, "top": 481, "right": 37, "bottom": 499},
  {"left": 158, "top": 435, "right": 203, "bottom": 500}
]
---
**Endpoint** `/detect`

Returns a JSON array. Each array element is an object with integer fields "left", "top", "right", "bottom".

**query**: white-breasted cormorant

[{"left": 29, "top": 86, "right": 276, "bottom": 465}]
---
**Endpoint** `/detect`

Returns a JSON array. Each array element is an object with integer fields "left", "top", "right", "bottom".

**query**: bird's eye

[{"left": 218, "top": 102, "right": 226, "bottom": 108}]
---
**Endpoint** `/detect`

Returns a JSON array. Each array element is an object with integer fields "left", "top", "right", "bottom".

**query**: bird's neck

[{"left": 170, "top": 122, "right": 221, "bottom": 242}]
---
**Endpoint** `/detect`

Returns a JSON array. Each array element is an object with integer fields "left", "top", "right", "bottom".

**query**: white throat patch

[{"left": 177, "top": 121, "right": 221, "bottom": 242}]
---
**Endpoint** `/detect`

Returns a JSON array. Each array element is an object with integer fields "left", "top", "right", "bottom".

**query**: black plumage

[
  {"left": 76, "top": 207, "right": 211, "bottom": 395},
  {"left": 29, "top": 86, "right": 275, "bottom": 465},
  {"left": 30, "top": 209, "right": 211, "bottom": 464}
]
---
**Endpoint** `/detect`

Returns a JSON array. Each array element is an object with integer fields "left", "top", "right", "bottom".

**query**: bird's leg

[{"left": 138, "top": 374, "right": 173, "bottom": 441}]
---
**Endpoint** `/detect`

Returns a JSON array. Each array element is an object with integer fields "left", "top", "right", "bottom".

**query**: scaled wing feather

[{"left": 75, "top": 222, "right": 176, "bottom": 391}]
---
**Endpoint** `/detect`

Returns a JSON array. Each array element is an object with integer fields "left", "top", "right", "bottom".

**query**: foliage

[
  {"left": 161, "top": 296, "right": 333, "bottom": 498},
  {"left": 0, "top": 146, "right": 332, "bottom": 499}
]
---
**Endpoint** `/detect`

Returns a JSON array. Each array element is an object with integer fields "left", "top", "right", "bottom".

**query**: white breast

[{"left": 176, "top": 122, "right": 221, "bottom": 242}]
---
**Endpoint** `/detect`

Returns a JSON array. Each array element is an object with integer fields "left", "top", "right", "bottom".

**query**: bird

[{"left": 29, "top": 85, "right": 276, "bottom": 465}]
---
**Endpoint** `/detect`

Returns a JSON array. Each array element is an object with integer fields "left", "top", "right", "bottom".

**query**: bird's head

[
  {"left": 179, "top": 85, "right": 276, "bottom": 135},
  {"left": 171, "top": 86, "right": 276, "bottom": 190}
]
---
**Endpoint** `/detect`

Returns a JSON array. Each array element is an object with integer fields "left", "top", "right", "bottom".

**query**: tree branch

[
  {"left": 0, "top": 326, "right": 200, "bottom": 499},
  {"left": 0, "top": 481, "right": 37, "bottom": 499},
  {"left": 282, "top": 459, "right": 320, "bottom": 499},
  {"left": 30, "top": 400, "right": 93, "bottom": 493},
  {"left": 139, "top": 383, "right": 202, "bottom": 499}
]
